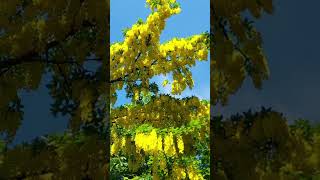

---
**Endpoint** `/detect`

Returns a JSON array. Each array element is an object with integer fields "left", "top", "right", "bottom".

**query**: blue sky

[{"left": 111, "top": 0, "right": 210, "bottom": 106}]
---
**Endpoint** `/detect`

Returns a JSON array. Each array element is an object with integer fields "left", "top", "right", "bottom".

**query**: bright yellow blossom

[{"left": 110, "top": 0, "right": 210, "bottom": 179}]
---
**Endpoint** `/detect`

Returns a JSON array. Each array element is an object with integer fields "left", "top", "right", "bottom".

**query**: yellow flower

[
  {"left": 164, "top": 132, "right": 176, "bottom": 157},
  {"left": 134, "top": 90, "right": 139, "bottom": 101},
  {"left": 162, "top": 79, "right": 169, "bottom": 87},
  {"left": 197, "top": 49, "right": 208, "bottom": 60},
  {"left": 172, "top": 163, "right": 186, "bottom": 180},
  {"left": 121, "top": 137, "right": 126, "bottom": 147},
  {"left": 187, "top": 167, "right": 204, "bottom": 180},
  {"left": 177, "top": 135, "right": 184, "bottom": 153},
  {"left": 149, "top": 129, "right": 158, "bottom": 151},
  {"left": 157, "top": 136, "right": 163, "bottom": 152},
  {"left": 134, "top": 129, "right": 159, "bottom": 153},
  {"left": 171, "top": 7, "right": 181, "bottom": 14},
  {"left": 111, "top": 144, "right": 116, "bottom": 156}
]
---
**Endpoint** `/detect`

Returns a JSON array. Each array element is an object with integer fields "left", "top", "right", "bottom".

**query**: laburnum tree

[
  {"left": 212, "top": 0, "right": 320, "bottom": 179},
  {"left": 211, "top": 0, "right": 274, "bottom": 178},
  {"left": 110, "top": 0, "right": 210, "bottom": 179},
  {"left": 1, "top": 0, "right": 308, "bottom": 179},
  {"left": 0, "top": 0, "right": 109, "bottom": 136},
  {"left": 0, "top": 0, "right": 109, "bottom": 179},
  {"left": 211, "top": 0, "right": 273, "bottom": 105},
  {"left": 212, "top": 108, "right": 320, "bottom": 179}
]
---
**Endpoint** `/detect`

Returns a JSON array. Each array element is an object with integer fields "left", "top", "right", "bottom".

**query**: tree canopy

[
  {"left": 212, "top": 0, "right": 272, "bottom": 105},
  {"left": 0, "top": 0, "right": 319, "bottom": 179},
  {"left": 211, "top": 0, "right": 320, "bottom": 179},
  {"left": 0, "top": 0, "right": 109, "bottom": 178},
  {"left": 110, "top": 0, "right": 210, "bottom": 179},
  {"left": 213, "top": 108, "right": 320, "bottom": 179}
]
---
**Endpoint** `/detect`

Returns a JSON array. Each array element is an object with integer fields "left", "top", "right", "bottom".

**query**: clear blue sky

[{"left": 111, "top": 0, "right": 210, "bottom": 106}]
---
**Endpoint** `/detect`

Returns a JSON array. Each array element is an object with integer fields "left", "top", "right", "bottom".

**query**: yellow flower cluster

[
  {"left": 171, "top": 163, "right": 205, "bottom": 180},
  {"left": 187, "top": 166, "right": 205, "bottom": 180},
  {"left": 146, "top": 0, "right": 182, "bottom": 16},
  {"left": 133, "top": 129, "right": 185, "bottom": 157},
  {"left": 110, "top": 0, "right": 210, "bottom": 179},
  {"left": 164, "top": 132, "right": 176, "bottom": 156},
  {"left": 111, "top": 96, "right": 209, "bottom": 129},
  {"left": 172, "top": 163, "right": 187, "bottom": 179},
  {"left": 110, "top": 120, "right": 208, "bottom": 178},
  {"left": 177, "top": 135, "right": 184, "bottom": 154},
  {"left": 110, "top": 0, "right": 209, "bottom": 104},
  {"left": 110, "top": 130, "right": 126, "bottom": 156},
  {"left": 134, "top": 129, "right": 162, "bottom": 153}
]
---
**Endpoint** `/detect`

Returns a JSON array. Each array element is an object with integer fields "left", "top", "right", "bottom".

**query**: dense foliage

[
  {"left": 211, "top": 0, "right": 275, "bottom": 177},
  {"left": 213, "top": 108, "right": 320, "bottom": 179},
  {"left": 0, "top": 0, "right": 319, "bottom": 179},
  {"left": 0, "top": 0, "right": 109, "bottom": 179},
  {"left": 110, "top": 0, "right": 210, "bottom": 179},
  {"left": 211, "top": 0, "right": 273, "bottom": 105}
]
